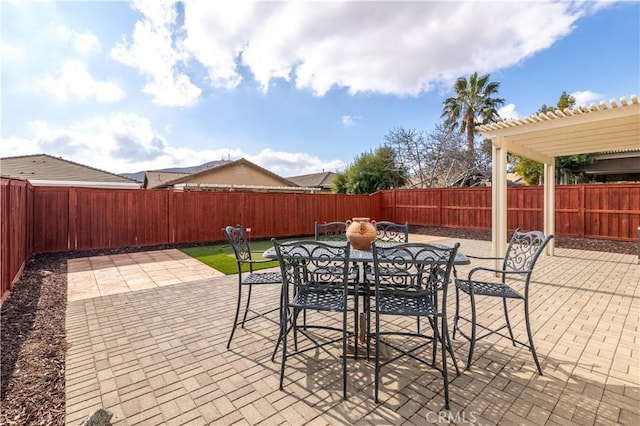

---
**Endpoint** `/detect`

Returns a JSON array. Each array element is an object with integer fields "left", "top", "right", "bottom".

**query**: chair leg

[
  {"left": 374, "top": 309, "right": 380, "bottom": 403},
  {"left": 292, "top": 308, "right": 300, "bottom": 351},
  {"left": 241, "top": 283, "right": 253, "bottom": 327},
  {"left": 272, "top": 321, "right": 284, "bottom": 362},
  {"left": 466, "top": 292, "right": 477, "bottom": 370},
  {"left": 502, "top": 297, "right": 516, "bottom": 346},
  {"left": 342, "top": 309, "right": 348, "bottom": 400},
  {"left": 431, "top": 316, "right": 438, "bottom": 364},
  {"left": 226, "top": 283, "right": 243, "bottom": 349},
  {"left": 452, "top": 285, "right": 460, "bottom": 340},
  {"left": 271, "top": 286, "right": 287, "bottom": 362},
  {"left": 524, "top": 301, "right": 543, "bottom": 375},
  {"left": 437, "top": 324, "right": 450, "bottom": 410},
  {"left": 279, "top": 310, "right": 290, "bottom": 390},
  {"left": 353, "top": 290, "right": 359, "bottom": 360},
  {"left": 365, "top": 286, "right": 372, "bottom": 360},
  {"left": 444, "top": 327, "right": 460, "bottom": 377}
]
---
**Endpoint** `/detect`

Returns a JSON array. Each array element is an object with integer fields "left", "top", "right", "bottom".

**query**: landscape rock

[{"left": 79, "top": 407, "right": 113, "bottom": 426}]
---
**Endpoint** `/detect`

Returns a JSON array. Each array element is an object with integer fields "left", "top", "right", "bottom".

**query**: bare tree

[
  {"left": 384, "top": 127, "right": 431, "bottom": 188},
  {"left": 385, "top": 124, "right": 487, "bottom": 188}
]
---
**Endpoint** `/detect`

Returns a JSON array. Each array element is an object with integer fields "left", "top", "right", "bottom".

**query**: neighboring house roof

[
  {"left": 0, "top": 154, "right": 140, "bottom": 188},
  {"left": 451, "top": 169, "right": 492, "bottom": 187},
  {"left": 581, "top": 148, "right": 640, "bottom": 177},
  {"left": 287, "top": 172, "right": 336, "bottom": 190},
  {"left": 143, "top": 171, "right": 191, "bottom": 189},
  {"left": 156, "top": 158, "right": 303, "bottom": 191},
  {"left": 506, "top": 172, "right": 524, "bottom": 186}
]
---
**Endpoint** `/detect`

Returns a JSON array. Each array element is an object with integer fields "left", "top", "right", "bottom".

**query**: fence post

[
  {"left": 579, "top": 185, "right": 585, "bottom": 238},
  {"left": 437, "top": 188, "right": 442, "bottom": 226},
  {"left": 168, "top": 190, "right": 175, "bottom": 244},
  {"left": 68, "top": 187, "right": 77, "bottom": 250}
]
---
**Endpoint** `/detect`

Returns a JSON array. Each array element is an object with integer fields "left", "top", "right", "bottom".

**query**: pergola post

[
  {"left": 492, "top": 136, "right": 508, "bottom": 270},
  {"left": 543, "top": 161, "right": 555, "bottom": 255}
]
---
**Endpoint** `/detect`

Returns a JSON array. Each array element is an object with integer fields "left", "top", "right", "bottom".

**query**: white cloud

[
  {"left": 40, "top": 60, "right": 125, "bottom": 102},
  {"left": 571, "top": 90, "right": 603, "bottom": 107},
  {"left": 55, "top": 24, "right": 100, "bottom": 54},
  {"left": 498, "top": 104, "right": 520, "bottom": 120},
  {"left": 110, "top": 1, "right": 595, "bottom": 99},
  {"left": 0, "top": 136, "right": 40, "bottom": 155},
  {"left": 0, "top": 41, "right": 26, "bottom": 61},
  {"left": 0, "top": 115, "right": 345, "bottom": 176},
  {"left": 179, "top": 1, "right": 590, "bottom": 96},
  {"left": 110, "top": 0, "right": 201, "bottom": 107},
  {"left": 248, "top": 148, "right": 346, "bottom": 177},
  {"left": 341, "top": 115, "right": 356, "bottom": 126}
]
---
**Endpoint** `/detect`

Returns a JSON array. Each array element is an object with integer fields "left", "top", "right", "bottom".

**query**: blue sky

[{"left": 1, "top": 1, "right": 638, "bottom": 177}]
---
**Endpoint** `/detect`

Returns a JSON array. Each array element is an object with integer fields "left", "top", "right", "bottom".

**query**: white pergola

[{"left": 478, "top": 94, "right": 639, "bottom": 262}]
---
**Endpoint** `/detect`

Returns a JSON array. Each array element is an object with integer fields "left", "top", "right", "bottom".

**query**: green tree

[
  {"left": 332, "top": 146, "right": 408, "bottom": 194},
  {"left": 539, "top": 90, "right": 574, "bottom": 113},
  {"left": 441, "top": 72, "right": 505, "bottom": 155},
  {"left": 331, "top": 171, "right": 348, "bottom": 194},
  {"left": 514, "top": 157, "right": 543, "bottom": 185},
  {"left": 514, "top": 91, "right": 597, "bottom": 184}
]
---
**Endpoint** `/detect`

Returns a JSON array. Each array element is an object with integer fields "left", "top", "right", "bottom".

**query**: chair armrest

[
  {"left": 238, "top": 258, "right": 276, "bottom": 266},
  {"left": 466, "top": 254, "right": 503, "bottom": 261},
  {"left": 466, "top": 266, "right": 529, "bottom": 281}
]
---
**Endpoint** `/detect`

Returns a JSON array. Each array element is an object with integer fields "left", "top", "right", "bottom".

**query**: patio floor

[{"left": 65, "top": 236, "right": 639, "bottom": 425}]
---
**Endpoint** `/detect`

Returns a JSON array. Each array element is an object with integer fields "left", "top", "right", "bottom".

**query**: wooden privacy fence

[
  {"left": 1, "top": 178, "right": 33, "bottom": 303},
  {"left": 31, "top": 187, "right": 372, "bottom": 252},
  {"left": 2, "top": 178, "right": 639, "bottom": 302},
  {"left": 379, "top": 184, "right": 640, "bottom": 240}
]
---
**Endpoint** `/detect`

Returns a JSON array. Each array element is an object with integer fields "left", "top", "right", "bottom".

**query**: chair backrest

[
  {"left": 315, "top": 221, "right": 348, "bottom": 241},
  {"left": 272, "top": 239, "right": 352, "bottom": 301},
  {"left": 375, "top": 221, "right": 409, "bottom": 243},
  {"left": 371, "top": 242, "right": 459, "bottom": 296},
  {"left": 222, "top": 225, "right": 253, "bottom": 269},
  {"left": 503, "top": 228, "right": 554, "bottom": 274}
]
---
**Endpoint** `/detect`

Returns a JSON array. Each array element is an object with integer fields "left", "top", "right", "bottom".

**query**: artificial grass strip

[
  {"left": 181, "top": 245, "right": 225, "bottom": 258},
  {"left": 181, "top": 246, "right": 279, "bottom": 275}
]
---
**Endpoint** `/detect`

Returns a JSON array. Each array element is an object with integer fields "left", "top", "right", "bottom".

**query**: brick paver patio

[{"left": 65, "top": 236, "right": 639, "bottom": 425}]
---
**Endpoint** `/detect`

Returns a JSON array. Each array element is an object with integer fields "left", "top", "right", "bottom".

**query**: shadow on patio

[{"left": 65, "top": 237, "right": 639, "bottom": 425}]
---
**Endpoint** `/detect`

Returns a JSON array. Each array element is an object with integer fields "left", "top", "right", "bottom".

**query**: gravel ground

[{"left": 1, "top": 228, "right": 637, "bottom": 425}]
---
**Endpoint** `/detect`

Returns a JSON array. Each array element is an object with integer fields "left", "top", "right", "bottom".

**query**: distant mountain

[
  {"left": 120, "top": 171, "right": 146, "bottom": 182},
  {"left": 120, "top": 160, "right": 231, "bottom": 182}
]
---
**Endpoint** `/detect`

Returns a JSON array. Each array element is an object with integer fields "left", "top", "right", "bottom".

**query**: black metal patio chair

[
  {"left": 272, "top": 239, "right": 354, "bottom": 399},
  {"left": 453, "top": 228, "right": 553, "bottom": 374},
  {"left": 314, "top": 221, "right": 364, "bottom": 354},
  {"left": 371, "top": 241, "right": 460, "bottom": 408},
  {"left": 222, "top": 225, "right": 282, "bottom": 350},
  {"left": 362, "top": 221, "right": 412, "bottom": 350},
  {"left": 374, "top": 220, "right": 409, "bottom": 243},
  {"left": 314, "top": 221, "right": 349, "bottom": 241},
  {"left": 364, "top": 220, "right": 410, "bottom": 281}
]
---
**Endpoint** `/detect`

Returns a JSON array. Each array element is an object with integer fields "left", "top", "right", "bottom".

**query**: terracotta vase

[{"left": 345, "top": 217, "right": 377, "bottom": 250}]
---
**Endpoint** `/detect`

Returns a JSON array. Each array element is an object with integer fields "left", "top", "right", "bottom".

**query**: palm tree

[{"left": 441, "top": 72, "right": 504, "bottom": 155}]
